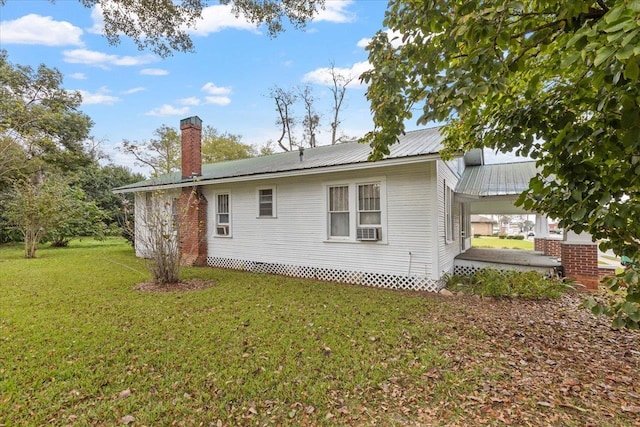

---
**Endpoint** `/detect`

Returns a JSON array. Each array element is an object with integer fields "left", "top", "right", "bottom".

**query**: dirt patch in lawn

[{"left": 133, "top": 278, "right": 216, "bottom": 292}]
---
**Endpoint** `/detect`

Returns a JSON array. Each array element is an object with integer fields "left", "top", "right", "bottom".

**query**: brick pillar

[
  {"left": 561, "top": 242, "right": 599, "bottom": 290},
  {"left": 546, "top": 239, "right": 562, "bottom": 258},
  {"left": 180, "top": 116, "right": 202, "bottom": 179},
  {"left": 534, "top": 238, "right": 546, "bottom": 253},
  {"left": 178, "top": 187, "right": 207, "bottom": 266}
]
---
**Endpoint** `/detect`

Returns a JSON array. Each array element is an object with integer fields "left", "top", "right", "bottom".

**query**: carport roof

[{"left": 456, "top": 161, "right": 537, "bottom": 196}]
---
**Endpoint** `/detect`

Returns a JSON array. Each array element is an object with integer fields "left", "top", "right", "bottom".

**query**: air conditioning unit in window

[
  {"left": 356, "top": 227, "right": 381, "bottom": 241},
  {"left": 216, "top": 225, "right": 229, "bottom": 236}
]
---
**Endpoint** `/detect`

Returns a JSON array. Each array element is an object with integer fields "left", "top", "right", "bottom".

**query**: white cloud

[
  {"left": 77, "top": 87, "right": 120, "bottom": 105},
  {"left": 204, "top": 96, "right": 231, "bottom": 106},
  {"left": 302, "top": 61, "right": 372, "bottom": 88},
  {"left": 356, "top": 37, "right": 370, "bottom": 49},
  {"left": 87, "top": 4, "right": 106, "bottom": 34},
  {"left": 179, "top": 97, "right": 201, "bottom": 106},
  {"left": 201, "top": 82, "right": 231, "bottom": 96},
  {"left": 314, "top": 0, "right": 355, "bottom": 23},
  {"left": 69, "top": 73, "right": 87, "bottom": 80},
  {"left": 140, "top": 68, "right": 169, "bottom": 76},
  {"left": 357, "top": 29, "right": 405, "bottom": 50},
  {"left": 63, "top": 49, "right": 157, "bottom": 68},
  {"left": 201, "top": 83, "right": 231, "bottom": 106},
  {"left": 122, "top": 87, "right": 145, "bottom": 95},
  {"left": 0, "top": 14, "right": 84, "bottom": 46},
  {"left": 145, "top": 104, "right": 190, "bottom": 116},
  {"left": 189, "top": 4, "right": 258, "bottom": 36}
]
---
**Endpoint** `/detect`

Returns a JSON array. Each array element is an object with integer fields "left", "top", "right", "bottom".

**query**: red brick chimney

[
  {"left": 178, "top": 116, "right": 207, "bottom": 266},
  {"left": 180, "top": 116, "right": 202, "bottom": 179}
]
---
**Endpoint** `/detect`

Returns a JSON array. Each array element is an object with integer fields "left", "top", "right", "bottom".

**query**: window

[
  {"left": 216, "top": 193, "right": 230, "bottom": 236},
  {"left": 258, "top": 188, "right": 276, "bottom": 217},
  {"left": 444, "top": 182, "right": 454, "bottom": 242},
  {"left": 357, "top": 183, "right": 381, "bottom": 226},
  {"left": 329, "top": 185, "right": 350, "bottom": 237},
  {"left": 326, "top": 179, "right": 386, "bottom": 242}
]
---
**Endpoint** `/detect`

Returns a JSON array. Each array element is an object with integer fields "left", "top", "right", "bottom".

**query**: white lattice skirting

[{"left": 207, "top": 257, "right": 442, "bottom": 292}]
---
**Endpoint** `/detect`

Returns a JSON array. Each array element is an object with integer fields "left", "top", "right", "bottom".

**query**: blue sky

[{"left": 0, "top": 0, "right": 405, "bottom": 172}]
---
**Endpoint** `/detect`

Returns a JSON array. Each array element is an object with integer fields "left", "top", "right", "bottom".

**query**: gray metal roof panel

[
  {"left": 115, "top": 127, "right": 445, "bottom": 191},
  {"left": 456, "top": 161, "right": 537, "bottom": 196}
]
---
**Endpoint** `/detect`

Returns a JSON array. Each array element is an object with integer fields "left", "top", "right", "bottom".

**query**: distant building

[{"left": 470, "top": 215, "right": 496, "bottom": 236}]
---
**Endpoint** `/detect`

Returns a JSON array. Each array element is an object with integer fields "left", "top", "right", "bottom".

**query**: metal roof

[
  {"left": 114, "top": 127, "right": 445, "bottom": 192},
  {"left": 455, "top": 161, "right": 537, "bottom": 197}
]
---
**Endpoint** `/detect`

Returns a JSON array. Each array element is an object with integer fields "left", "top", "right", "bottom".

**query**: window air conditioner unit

[
  {"left": 356, "top": 227, "right": 381, "bottom": 241},
  {"left": 216, "top": 225, "right": 229, "bottom": 236}
]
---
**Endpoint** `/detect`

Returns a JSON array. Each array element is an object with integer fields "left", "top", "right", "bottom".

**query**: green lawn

[
  {"left": 472, "top": 236, "right": 534, "bottom": 250},
  {"left": 1, "top": 238, "right": 638, "bottom": 425}
]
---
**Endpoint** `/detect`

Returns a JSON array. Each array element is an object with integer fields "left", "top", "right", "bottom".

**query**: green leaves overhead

[
  {"left": 24, "top": 0, "right": 326, "bottom": 58},
  {"left": 363, "top": 1, "right": 640, "bottom": 326},
  {"left": 0, "top": 50, "right": 93, "bottom": 174},
  {"left": 363, "top": 0, "right": 640, "bottom": 263}
]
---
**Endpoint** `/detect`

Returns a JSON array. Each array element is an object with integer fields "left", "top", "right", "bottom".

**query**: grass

[
  {"left": 1, "top": 238, "right": 637, "bottom": 426},
  {"left": 0, "top": 238, "right": 466, "bottom": 425},
  {"left": 472, "top": 236, "right": 534, "bottom": 250},
  {"left": 446, "top": 269, "right": 574, "bottom": 299}
]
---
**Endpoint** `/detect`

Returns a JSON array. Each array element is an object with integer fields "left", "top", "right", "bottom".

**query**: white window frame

[
  {"left": 257, "top": 186, "right": 277, "bottom": 218},
  {"left": 444, "top": 181, "right": 455, "bottom": 243},
  {"left": 357, "top": 183, "right": 382, "bottom": 228},
  {"left": 328, "top": 184, "right": 350, "bottom": 239},
  {"left": 324, "top": 177, "right": 387, "bottom": 243},
  {"left": 214, "top": 191, "right": 232, "bottom": 237}
]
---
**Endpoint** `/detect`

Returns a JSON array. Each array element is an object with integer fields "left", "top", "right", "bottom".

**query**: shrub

[
  {"left": 498, "top": 234, "right": 507, "bottom": 239},
  {"left": 513, "top": 235, "right": 525, "bottom": 240},
  {"left": 446, "top": 268, "right": 573, "bottom": 299},
  {"left": 474, "top": 234, "right": 481, "bottom": 238}
]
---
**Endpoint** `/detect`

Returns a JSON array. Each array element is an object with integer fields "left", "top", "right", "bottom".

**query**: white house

[{"left": 114, "top": 116, "right": 477, "bottom": 292}]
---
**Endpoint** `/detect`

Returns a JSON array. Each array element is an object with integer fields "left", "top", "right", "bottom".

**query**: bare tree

[
  {"left": 328, "top": 62, "right": 354, "bottom": 145},
  {"left": 298, "top": 84, "right": 320, "bottom": 148},
  {"left": 269, "top": 86, "right": 297, "bottom": 151},
  {"left": 134, "top": 190, "right": 181, "bottom": 285}
]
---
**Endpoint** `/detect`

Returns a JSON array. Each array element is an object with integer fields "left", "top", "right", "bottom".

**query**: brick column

[
  {"left": 546, "top": 239, "right": 562, "bottom": 258},
  {"left": 534, "top": 237, "right": 546, "bottom": 253},
  {"left": 178, "top": 187, "right": 207, "bottom": 266},
  {"left": 561, "top": 242, "right": 599, "bottom": 290}
]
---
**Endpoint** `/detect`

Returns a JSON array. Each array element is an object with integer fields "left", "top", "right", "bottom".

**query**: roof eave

[{"left": 113, "top": 152, "right": 444, "bottom": 194}]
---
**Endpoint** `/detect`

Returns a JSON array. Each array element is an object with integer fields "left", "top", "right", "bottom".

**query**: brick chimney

[
  {"left": 178, "top": 116, "right": 207, "bottom": 266},
  {"left": 180, "top": 115, "right": 202, "bottom": 179}
]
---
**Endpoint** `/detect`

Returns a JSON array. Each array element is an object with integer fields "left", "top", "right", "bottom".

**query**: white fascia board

[{"left": 113, "top": 154, "right": 443, "bottom": 194}]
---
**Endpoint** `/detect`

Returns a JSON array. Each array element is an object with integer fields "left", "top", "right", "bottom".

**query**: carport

[{"left": 451, "top": 160, "right": 605, "bottom": 288}]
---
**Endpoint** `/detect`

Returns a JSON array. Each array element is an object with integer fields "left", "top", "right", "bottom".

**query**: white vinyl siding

[
  {"left": 134, "top": 189, "right": 180, "bottom": 258},
  {"left": 437, "top": 160, "right": 462, "bottom": 276},
  {"left": 328, "top": 185, "right": 349, "bottom": 237},
  {"left": 444, "top": 182, "right": 454, "bottom": 242},
  {"left": 257, "top": 187, "right": 276, "bottom": 217},
  {"left": 202, "top": 162, "right": 442, "bottom": 279}
]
